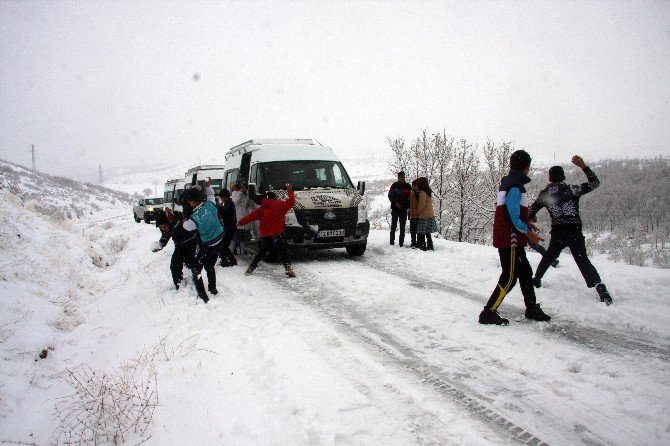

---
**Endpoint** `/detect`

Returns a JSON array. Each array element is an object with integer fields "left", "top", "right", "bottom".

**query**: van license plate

[{"left": 318, "top": 229, "right": 344, "bottom": 238}]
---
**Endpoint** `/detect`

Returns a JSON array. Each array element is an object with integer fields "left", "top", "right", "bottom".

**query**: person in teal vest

[{"left": 183, "top": 187, "right": 224, "bottom": 303}]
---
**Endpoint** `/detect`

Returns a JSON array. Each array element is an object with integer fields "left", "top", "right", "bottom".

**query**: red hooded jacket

[{"left": 237, "top": 190, "right": 296, "bottom": 238}]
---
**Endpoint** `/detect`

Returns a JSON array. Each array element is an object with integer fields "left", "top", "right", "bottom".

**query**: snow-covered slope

[{"left": 1, "top": 161, "right": 669, "bottom": 445}]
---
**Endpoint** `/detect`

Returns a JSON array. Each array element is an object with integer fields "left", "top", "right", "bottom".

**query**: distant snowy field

[{"left": 1, "top": 159, "right": 669, "bottom": 445}]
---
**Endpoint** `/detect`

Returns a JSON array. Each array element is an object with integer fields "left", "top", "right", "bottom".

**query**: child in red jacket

[{"left": 237, "top": 183, "right": 297, "bottom": 277}]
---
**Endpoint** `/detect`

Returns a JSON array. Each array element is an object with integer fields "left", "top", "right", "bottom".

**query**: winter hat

[
  {"left": 183, "top": 187, "right": 203, "bottom": 203},
  {"left": 510, "top": 150, "right": 532, "bottom": 171},
  {"left": 397, "top": 170, "right": 405, "bottom": 176},
  {"left": 549, "top": 166, "right": 565, "bottom": 183},
  {"left": 265, "top": 191, "right": 277, "bottom": 200},
  {"left": 154, "top": 210, "right": 169, "bottom": 226},
  {"left": 237, "top": 179, "right": 247, "bottom": 188},
  {"left": 219, "top": 188, "right": 231, "bottom": 198}
]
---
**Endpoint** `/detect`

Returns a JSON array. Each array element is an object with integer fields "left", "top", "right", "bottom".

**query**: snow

[{"left": 1, "top": 160, "right": 669, "bottom": 445}]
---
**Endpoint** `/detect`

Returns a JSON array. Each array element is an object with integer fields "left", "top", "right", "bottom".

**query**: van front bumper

[{"left": 284, "top": 221, "right": 370, "bottom": 250}]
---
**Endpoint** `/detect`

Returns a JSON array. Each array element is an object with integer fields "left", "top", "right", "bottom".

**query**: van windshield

[
  {"left": 256, "top": 161, "right": 353, "bottom": 192},
  {"left": 145, "top": 198, "right": 164, "bottom": 205}
]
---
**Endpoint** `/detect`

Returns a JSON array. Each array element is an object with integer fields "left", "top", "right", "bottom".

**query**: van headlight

[
  {"left": 357, "top": 203, "right": 368, "bottom": 223},
  {"left": 285, "top": 209, "right": 299, "bottom": 225},
  {"left": 146, "top": 206, "right": 154, "bottom": 211}
]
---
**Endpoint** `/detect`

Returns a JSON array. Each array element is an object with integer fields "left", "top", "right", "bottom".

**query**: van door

[{"left": 240, "top": 153, "right": 252, "bottom": 183}]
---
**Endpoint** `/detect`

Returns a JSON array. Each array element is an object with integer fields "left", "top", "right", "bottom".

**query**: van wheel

[
  {"left": 134, "top": 215, "right": 141, "bottom": 223},
  {"left": 346, "top": 243, "right": 366, "bottom": 256},
  {"left": 144, "top": 213, "right": 152, "bottom": 224}
]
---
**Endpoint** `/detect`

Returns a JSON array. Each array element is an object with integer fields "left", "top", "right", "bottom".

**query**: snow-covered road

[{"left": 2, "top": 192, "right": 669, "bottom": 445}]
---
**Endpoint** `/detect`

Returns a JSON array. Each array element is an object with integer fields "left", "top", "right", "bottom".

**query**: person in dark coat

[
  {"left": 479, "top": 150, "right": 551, "bottom": 325},
  {"left": 238, "top": 184, "right": 296, "bottom": 278},
  {"left": 217, "top": 188, "right": 238, "bottom": 267},
  {"left": 182, "top": 187, "right": 225, "bottom": 302},
  {"left": 529, "top": 155, "right": 612, "bottom": 305},
  {"left": 152, "top": 209, "right": 199, "bottom": 292},
  {"left": 408, "top": 179, "right": 420, "bottom": 248},
  {"left": 387, "top": 171, "right": 411, "bottom": 246}
]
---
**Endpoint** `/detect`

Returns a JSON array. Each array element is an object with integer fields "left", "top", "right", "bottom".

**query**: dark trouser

[
  {"left": 390, "top": 208, "right": 408, "bottom": 244},
  {"left": 409, "top": 218, "right": 418, "bottom": 245},
  {"left": 535, "top": 227, "right": 601, "bottom": 287},
  {"left": 528, "top": 241, "right": 548, "bottom": 256},
  {"left": 417, "top": 233, "right": 433, "bottom": 249},
  {"left": 170, "top": 241, "right": 197, "bottom": 286},
  {"left": 485, "top": 247, "right": 537, "bottom": 311},
  {"left": 194, "top": 242, "right": 221, "bottom": 292},
  {"left": 219, "top": 227, "right": 237, "bottom": 265},
  {"left": 250, "top": 235, "right": 291, "bottom": 268}
]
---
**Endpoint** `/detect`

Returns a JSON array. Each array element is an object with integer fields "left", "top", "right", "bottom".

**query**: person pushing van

[{"left": 238, "top": 183, "right": 297, "bottom": 278}]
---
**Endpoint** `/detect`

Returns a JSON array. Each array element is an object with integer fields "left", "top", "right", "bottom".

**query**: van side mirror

[{"left": 357, "top": 181, "right": 366, "bottom": 196}]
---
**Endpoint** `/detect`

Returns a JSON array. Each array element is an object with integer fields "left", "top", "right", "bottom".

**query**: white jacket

[{"left": 232, "top": 190, "right": 255, "bottom": 229}]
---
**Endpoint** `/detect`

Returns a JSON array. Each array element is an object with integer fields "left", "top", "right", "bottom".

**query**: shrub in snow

[
  {"left": 106, "top": 235, "right": 129, "bottom": 255},
  {"left": 52, "top": 353, "right": 157, "bottom": 446}
]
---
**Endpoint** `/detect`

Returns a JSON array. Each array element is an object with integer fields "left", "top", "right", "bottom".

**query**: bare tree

[
  {"left": 450, "top": 139, "right": 484, "bottom": 242},
  {"left": 387, "top": 136, "right": 410, "bottom": 176},
  {"left": 142, "top": 187, "right": 153, "bottom": 197},
  {"left": 430, "top": 131, "right": 453, "bottom": 237}
]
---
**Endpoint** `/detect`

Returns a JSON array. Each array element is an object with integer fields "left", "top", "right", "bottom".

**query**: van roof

[
  {"left": 225, "top": 139, "right": 323, "bottom": 158},
  {"left": 184, "top": 164, "right": 226, "bottom": 175}
]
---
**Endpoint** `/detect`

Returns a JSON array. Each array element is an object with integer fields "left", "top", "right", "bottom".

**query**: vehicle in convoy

[
  {"left": 133, "top": 197, "right": 164, "bottom": 223},
  {"left": 222, "top": 139, "right": 369, "bottom": 255},
  {"left": 163, "top": 178, "right": 185, "bottom": 213},
  {"left": 184, "top": 165, "right": 226, "bottom": 195}
]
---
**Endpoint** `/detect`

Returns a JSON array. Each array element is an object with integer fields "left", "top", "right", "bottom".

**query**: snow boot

[
  {"left": 194, "top": 278, "right": 209, "bottom": 303},
  {"left": 208, "top": 285, "right": 218, "bottom": 295},
  {"left": 245, "top": 266, "right": 255, "bottom": 276},
  {"left": 596, "top": 283, "right": 613, "bottom": 306},
  {"left": 532, "top": 277, "right": 542, "bottom": 288},
  {"left": 284, "top": 265, "right": 296, "bottom": 278},
  {"left": 478, "top": 309, "right": 509, "bottom": 326},
  {"left": 525, "top": 303, "right": 551, "bottom": 322}
]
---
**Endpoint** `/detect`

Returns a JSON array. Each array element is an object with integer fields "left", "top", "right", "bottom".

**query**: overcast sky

[{"left": 1, "top": 0, "right": 669, "bottom": 180}]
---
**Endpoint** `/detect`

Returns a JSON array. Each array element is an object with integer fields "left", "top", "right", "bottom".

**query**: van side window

[
  {"left": 249, "top": 164, "right": 257, "bottom": 185},
  {"left": 225, "top": 169, "right": 239, "bottom": 190}
]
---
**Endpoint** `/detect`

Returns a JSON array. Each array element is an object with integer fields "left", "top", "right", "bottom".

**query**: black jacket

[
  {"left": 159, "top": 212, "right": 198, "bottom": 249},
  {"left": 217, "top": 199, "right": 237, "bottom": 232},
  {"left": 530, "top": 167, "right": 600, "bottom": 229},
  {"left": 388, "top": 181, "right": 411, "bottom": 210}
]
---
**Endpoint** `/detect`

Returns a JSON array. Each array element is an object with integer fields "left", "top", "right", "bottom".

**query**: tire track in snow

[
  {"left": 255, "top": 269, "right": 557, "bottom": 446},
  {"left": 356, "top": 255, "right": 670, "bottom": 363}
]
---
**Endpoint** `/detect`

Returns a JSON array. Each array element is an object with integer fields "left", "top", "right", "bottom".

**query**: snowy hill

[{"left": 1, "top": 160, "right": 669, "bottom": 445}]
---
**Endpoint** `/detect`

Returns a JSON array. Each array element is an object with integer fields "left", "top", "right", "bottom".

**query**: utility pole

[
  {"left": 30, "top": 144, "right": 36, "bottom": 170},
  {"left": 98, "top": 165, "right": 103, "bottom": 184}
]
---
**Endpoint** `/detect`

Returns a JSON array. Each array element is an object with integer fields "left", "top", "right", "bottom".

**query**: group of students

[
  {"left": 389, "top": 151, "right": 613, "bottom": 326},
  {"left": 152, "top": 177, "right": 297, "bottom": 303},
  {"left": 388, "top": 172, "right": 438, "bottom": 250}
]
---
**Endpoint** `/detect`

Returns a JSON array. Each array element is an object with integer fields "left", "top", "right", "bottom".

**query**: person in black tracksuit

[
  {"left": 529, "top": 155, "right": 613, "bottom": 305},
  {"left": 153, "top": 209, "right": 201, "bottom": 291},
  {"left": 388, "top": 171, "right": 411, "bottom": 246},
  {"left": 217, "top": 188, "right": 238, "bottom": 267}
]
